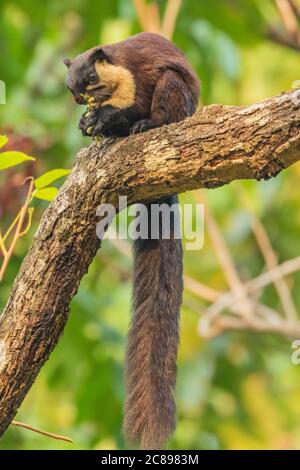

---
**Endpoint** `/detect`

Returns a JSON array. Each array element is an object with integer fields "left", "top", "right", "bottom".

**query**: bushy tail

[{"left": 123, "top": 195, "right": 183, "bottom": 449}]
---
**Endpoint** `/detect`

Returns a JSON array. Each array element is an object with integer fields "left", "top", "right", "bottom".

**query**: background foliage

[{"left": 0, "top": 0, "right": 300, "bottom": 450}]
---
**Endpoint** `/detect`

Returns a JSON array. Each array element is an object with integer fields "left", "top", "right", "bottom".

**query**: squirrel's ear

[
  {"left": 91, "top": 47, "right": 108, "bottom": 63},
  {"left": 63, "top": 58, "right": 72, "bottom": 68}
]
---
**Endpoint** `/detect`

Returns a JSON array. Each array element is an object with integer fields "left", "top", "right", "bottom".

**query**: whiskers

[
  {"left": 55, "top": 79, "right": 68, "bottom": 90},
  {"left": 47, "top": 77, "right": 69, "bottom": 96}
]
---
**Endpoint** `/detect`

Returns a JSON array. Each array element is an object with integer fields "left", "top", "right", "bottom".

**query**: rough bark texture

[{"left": 0, "top": 90, "right": 300, "bottom": 435}]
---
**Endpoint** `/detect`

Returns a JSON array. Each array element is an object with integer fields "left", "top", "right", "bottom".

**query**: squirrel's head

[{"left": 63, "top": 47, "right": 113, "bottom": 105}]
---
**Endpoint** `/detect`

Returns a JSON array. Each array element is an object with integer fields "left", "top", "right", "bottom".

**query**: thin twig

[
  {"left": 2, "top": 212, "right": 22, "bottom": 244},
  {"left": 19, "top": 208, "right": 34, "bottom": 238},
  {"left": 268, "top": 0, "right": 300, "bottom": 50},
  {"left": 161, "top": 0, "right": 182, "bottom": 39},
  {"left": 289, "top": 0, "right": 300, "bottom": 20},
  {"left": 196, "top": 191, "right": 254, "bottom": 320},
  {"left": 11, "top": 420, "right": 73, "bottom": 443},
  {"left": 250, "top": 219, "right": 297, "bottom": 320},
  {"left": 0, "top": 232, "right": 7, "bottom": 257},
  {"left": 200, "top": 313, "right": 300, "bottom": 339},
  {"left": 148, "top": 2, "right": 162, "bottom": 33},
  {"left": 0, "top": 179, "right": 34, "bottom": 282},
  {"left": 234, "top": 182, "right": 297, "bottom": 322},
  {"left": 205, "top": 256, "right": 300, "bottom": 319},
  {"left": 133, "top": 0, "right": 150, "bottom": 31},
  {"left": 109, "top": 228, "right": 300, "bottom": 335},
  {"left": 267, "top": 26, "right": 300, "bottom": 50},
  {"left": 275, "top": 0, "right": 300, "bottom": 41},
  {"left": 185, "top": 275, "right": 220, "bottom": 302},
  {"left": 249, "top": 255, "right": 300, "bottom": 292},
  {"left": 133, "top": 0, "right": 161, "bottom": 34},
  {"left": 109, "top": 235, "right": 292, "bottom": 338}
]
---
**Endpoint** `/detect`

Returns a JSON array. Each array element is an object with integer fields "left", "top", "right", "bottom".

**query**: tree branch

[{"left": 0, "top": 89, "right": 300, "bottom": 436}]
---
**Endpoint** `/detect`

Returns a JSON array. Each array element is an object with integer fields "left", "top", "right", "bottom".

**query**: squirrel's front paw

[
  {"left": 79, "top": 106, "right": 122, "bottom": 137},
  {"left": 79, "top": 109, "right": 102, "bottom": 136}
]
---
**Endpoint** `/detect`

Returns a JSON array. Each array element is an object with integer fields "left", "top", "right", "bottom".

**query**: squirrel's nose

[{"left": 74, "top": 95, "right": 85, "bottom": 104}]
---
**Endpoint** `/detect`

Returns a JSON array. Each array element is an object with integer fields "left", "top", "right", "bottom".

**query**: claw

[{"left": 130, "top": 119, "right": 154, "bottom": 134}]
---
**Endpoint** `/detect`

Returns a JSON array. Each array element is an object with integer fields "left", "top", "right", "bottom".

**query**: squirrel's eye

[{"left": 88, "top": 72, "right": 97, "bottom": 82}]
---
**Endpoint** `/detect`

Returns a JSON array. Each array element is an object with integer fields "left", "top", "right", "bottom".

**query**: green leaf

[
  {"left": 35, "top": 168, "right": 71, "bottom": 189},
  {"left": 0, "top": 135, "right": 8, "bottom": 149},
  {"left": 33, "top": 187, "right": 59, "bottom": 202},
  {"left": 0, "top": 151, "right": 35, "bottom": 171}
]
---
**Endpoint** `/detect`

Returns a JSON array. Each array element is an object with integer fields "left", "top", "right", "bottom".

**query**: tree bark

[{"left": 0, "top": 89, "right": 300, "bottom": 435}]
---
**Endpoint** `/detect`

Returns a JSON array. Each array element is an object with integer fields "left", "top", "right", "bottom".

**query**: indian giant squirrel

[{"left": 64, "top": 32, "right": 200, "bottom": 449}]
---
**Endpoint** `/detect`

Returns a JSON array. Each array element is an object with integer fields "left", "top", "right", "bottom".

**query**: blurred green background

[{"left": 1, "top": 0, "right": 300, "bottom": 450}]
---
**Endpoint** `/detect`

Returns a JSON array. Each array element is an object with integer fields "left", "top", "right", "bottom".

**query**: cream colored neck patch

[{"left": 88, "top": 61, "right": 136, "bottom": 110}]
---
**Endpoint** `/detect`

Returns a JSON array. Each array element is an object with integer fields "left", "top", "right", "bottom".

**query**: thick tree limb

[{"left": 0, "top": 89, "right": 300, "bottom": 436}]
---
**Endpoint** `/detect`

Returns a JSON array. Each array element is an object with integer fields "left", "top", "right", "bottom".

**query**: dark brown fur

[
  {"left": 100, "top": 32, "right": 199, "bottom": 121},
  {"left": 64, "top": 32, "right": 200, "bottom": 449}
]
